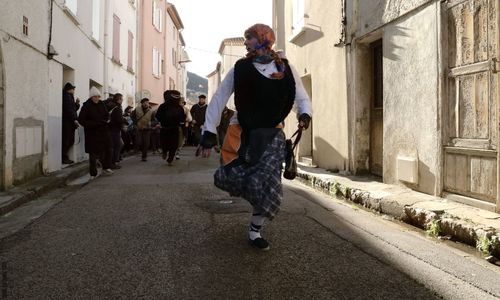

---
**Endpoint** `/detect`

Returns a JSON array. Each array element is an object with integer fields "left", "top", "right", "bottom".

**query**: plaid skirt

[{"left": 214, "top": 130, "right": 286, "bottom": 219}]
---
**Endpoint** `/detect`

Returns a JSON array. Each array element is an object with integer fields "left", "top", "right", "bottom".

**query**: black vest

[{"left": 234, "top": 58, "right": 296, "bottom": 130}]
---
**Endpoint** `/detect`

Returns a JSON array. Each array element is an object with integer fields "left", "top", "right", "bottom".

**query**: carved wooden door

[{"left": 445, "top": 0, "right": 499, "bottom": 209}]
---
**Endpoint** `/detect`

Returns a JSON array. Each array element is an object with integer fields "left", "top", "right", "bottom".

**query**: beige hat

[{"left": 89, "top": 86, "right": 101, "bottom": 98}]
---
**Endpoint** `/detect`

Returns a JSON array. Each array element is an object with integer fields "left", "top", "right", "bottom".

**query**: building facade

[
  {"left": 0, "top": 0, "right": 110, "bottom": 188},
  {"left": 274, "top": 0, "right": 500, "bottom": 212},
  {"left": 217, "top": 37, "right": 245, "bottom": 108},
  {"left": 273, "top": 0, "right": 348, "bottom": 169},
  {"left": 104, "top": 0, "right": 137, "bottom": 108},
  {"left": 137, "top": 0, "right": 187, "bottom": 106},
  {"left": 207, "top": 62, "right": 221, "bottom": 101}
]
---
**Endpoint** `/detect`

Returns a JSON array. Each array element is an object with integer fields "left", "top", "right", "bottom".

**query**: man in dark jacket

[
  {"left": 62, "top": 82, "right": 80, "bottom": 164},
  {"left": 108, "top": 93, "right": 124, "bottom": 168},
  {"left": 78, "top": 87, "right": 114, "bottom": 179},
  {"left": 156, "top": 90, "right": 185, "bottom": 165},
  {"left": 189, "top": 94, "right": 207, "bottom": 145}
]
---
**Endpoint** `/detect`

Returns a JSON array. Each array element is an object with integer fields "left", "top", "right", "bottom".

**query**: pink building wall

[{"left": 138, "top": 0, "right": 166, "bottom": 105}]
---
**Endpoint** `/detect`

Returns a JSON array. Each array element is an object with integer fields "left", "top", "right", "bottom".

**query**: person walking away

[
  {"left": 108, "top": 93, "right": 124, "bottom": 169},
  {"left": 150, "top": 118, "right": 161, "bottom": 154},
  {"left": 122, "top": 106, "right": 134, "bottom": 153},
  {"left": 197, "top": 24, "right": 312, "bottom": 251},
  {"left": 61, "top": 82, "right": 80, "bottom": 164},
  {"left": 131, "top": 98, "right": 156, "bottom": 161},
  {"left": 78, "top": 87, "right": 114, "bottom": 179},
  {"left": 156, "top": 90, "right": 185, "bottom": 166},
  {"left": 176, "top": 97, "right": 192, "bottom": 159},
  {"left": 190, "top": 94, "right": 207, "bottom": 145}
]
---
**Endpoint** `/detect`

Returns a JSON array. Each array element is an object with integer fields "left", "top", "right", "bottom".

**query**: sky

[{"left": 170, "top": 0, "right": 272, "bottom": 77}]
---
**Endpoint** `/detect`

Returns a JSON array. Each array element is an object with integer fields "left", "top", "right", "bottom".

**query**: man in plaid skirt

[{"left": 198, "top": 24, "right": 312, "bottom": 251}]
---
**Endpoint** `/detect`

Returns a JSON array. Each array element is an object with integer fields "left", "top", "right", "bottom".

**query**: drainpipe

[
  {"left": 334, "top": 0, "right": 346, "bottom": 47},
  {"left": 136, "top": 0, "right": 142, "bottom": 100},
  {"left": 46, "top": 0, "right": 57, "bottom": 59},
  {"left": 103, "top": 0, "right": 110, "bottom": 97}
]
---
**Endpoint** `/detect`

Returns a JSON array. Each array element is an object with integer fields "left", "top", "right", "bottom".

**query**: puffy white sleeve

[
  {"left": 290, "top": 64, "right": 312, "bottom": 118},
  {"left": 204, "top": 68, "right": 235, "bottom": 134}
]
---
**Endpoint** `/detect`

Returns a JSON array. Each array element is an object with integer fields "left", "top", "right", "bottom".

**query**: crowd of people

[{"left": 61, "top": 84, "right": 223, "bottom": 179}]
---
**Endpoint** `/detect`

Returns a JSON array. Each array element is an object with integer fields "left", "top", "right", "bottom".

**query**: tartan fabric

[{"left": 214, "top": 131, "right": 286, "bottom": 220}]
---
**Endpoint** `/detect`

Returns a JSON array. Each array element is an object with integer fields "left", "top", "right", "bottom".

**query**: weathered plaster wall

[
  {"left": 281, "top": 0, "right": 348, "bottom": 171},
  {"left": 351, "top": 0, "right": 434, "bottom": 39},
  {"left": 0, "top": 0, "right": 51, "bottom": 187},
  {"left": 383, "top": 3, "right": 440, "bottom": 194}
]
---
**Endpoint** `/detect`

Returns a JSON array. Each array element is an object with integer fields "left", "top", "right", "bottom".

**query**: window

[
  {"left": 65, "top": 0, "right": 77, "bottom": 15},
  {"left": 92, "top": 0, "right": 100, "bottom": 41},
  {"left": 127, "top": 31, "right": 134, "bottom": 71},
  {"left": 22, "top": 16, "right": 28, "bottom": 36},
  {"left": 292, "top": 0, "right": 305, "bottom": 35},
  {"left": 169, "top": 77, "right": 175, "bottom": 89},
  {"left": 152, "top": 1, "right": 162, "bottom": 32},
  {"left": 152, "top": 47, "right": 161, "bottom": 77},
  {"left": 172, "top": 49, "right": 176, "bottom": 66},
  {"left": 112, "top": 14, "right": 121, "bottom": 63}
]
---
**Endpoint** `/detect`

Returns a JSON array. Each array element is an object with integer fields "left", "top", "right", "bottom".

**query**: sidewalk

[
  {"left": 296, "top": 165, "right": 500, "bottom": 260},
  {"left": 0, "top": 162, "right": 88, "bottom": 215}
]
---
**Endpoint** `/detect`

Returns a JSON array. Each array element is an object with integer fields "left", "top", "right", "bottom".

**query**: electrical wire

[{"left": 185, "top": 46, "right": 245, "bottom": 59}]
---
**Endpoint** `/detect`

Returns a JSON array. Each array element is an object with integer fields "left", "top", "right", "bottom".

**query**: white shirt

[{"left": 204, "top": 61, "right": 312, "bottom": 134}]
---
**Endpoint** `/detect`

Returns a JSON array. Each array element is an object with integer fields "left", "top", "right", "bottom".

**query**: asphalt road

[{"left": 1, "top": 148, "right": 499, "bottom": 299}]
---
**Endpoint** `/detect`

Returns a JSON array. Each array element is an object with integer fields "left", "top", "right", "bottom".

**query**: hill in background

[{"left": 186, "top": 72, "right": 208, "bottom": 104}]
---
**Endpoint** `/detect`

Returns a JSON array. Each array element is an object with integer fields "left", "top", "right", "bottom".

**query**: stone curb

[
  {"left": 296, "top": 168, "right": 500, "bottom": 259},
  {"left": 0, "top": 163, "right": 88, "bottom": 216}
]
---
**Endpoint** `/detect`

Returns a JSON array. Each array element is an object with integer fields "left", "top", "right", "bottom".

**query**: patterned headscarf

[{"left": 244, "top": 24, "right": 286, "bottom": 79}]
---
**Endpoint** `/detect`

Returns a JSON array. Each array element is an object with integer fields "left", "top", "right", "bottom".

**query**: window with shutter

[
  {"left": 112, "top": 14, "right": 121, "bottom": 64},
  {"left": 128, "top": 31, "right": 133, "bottom": 71},
  {"left": 152, "top": 48, "right": 158, "bottom": 76},
  {"left": 92, "top": 0, "right": 100, "bottom": 41}
]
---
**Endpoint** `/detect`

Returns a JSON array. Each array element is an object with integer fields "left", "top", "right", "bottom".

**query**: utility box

[{"left": 397, "top": 156, "right": 418, "bottom": 184}]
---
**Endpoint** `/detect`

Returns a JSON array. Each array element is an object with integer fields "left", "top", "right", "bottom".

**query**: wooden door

[
  {"left": 445, "top": 0, "right": 498, "bottom": 207},
  {"left": 370, "top": 40, "right": 383, "bottom": 177}
]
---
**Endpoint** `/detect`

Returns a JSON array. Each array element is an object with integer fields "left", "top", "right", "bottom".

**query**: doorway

[
  {"left": 298, "top": 74, "right": 313, "bottom": 163},
  {"left": 370, "top": 40, "right": 383, "bottom": 176},
  {"left": 444, "top": 0, "right": 499, "bottom": 211}
]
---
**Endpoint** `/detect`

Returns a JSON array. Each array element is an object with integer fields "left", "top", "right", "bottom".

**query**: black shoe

[
  {"left": 110, "top": 164, "right": 121, "bottom": 169},
  {"left": 141, "top": 158, "right": 147, "bottom": 162},
  {"left": 249, "top": 238, "right": 270, "bottom": 251},
  {"left": 62, "top": 159, "right": 74, "bottom": 164}
]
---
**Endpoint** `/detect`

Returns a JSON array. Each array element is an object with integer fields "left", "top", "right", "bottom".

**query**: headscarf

[{"left": 244, "top": 24, "right": 286, "bottom": 79}]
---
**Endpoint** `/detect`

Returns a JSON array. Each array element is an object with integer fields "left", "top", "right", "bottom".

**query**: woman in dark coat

[
  {"left": 156, "top": 90, "right": 185, "bottom": 165},
  {"left": 77, "top": 87, "right": 113, "bottom": 179}
]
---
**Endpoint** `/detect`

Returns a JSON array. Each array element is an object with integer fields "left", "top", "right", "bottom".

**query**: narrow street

[{"left": 1, "top": 148, "right": 500, "bottom": 299}]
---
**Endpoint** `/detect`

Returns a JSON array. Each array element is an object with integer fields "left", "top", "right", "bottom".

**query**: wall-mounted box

[{"left": 397, "top": 156, "right": 418, "bottom": 184}]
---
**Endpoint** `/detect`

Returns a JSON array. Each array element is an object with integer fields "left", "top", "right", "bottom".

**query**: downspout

[
  {"left": 346, "top": 0, "right": 359, "bottom": 173},
  {"left": 103, "top": 0, "right": 110, "bottom": 97},
  {"left": 46, "top": 0, "right": 56, "bottom": 59},
  {"left": 334, "top": 0, "right": 346, "bottom": 47},
  {"left": 136, "top": 0, "right": 142, "bottom": 102}
]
